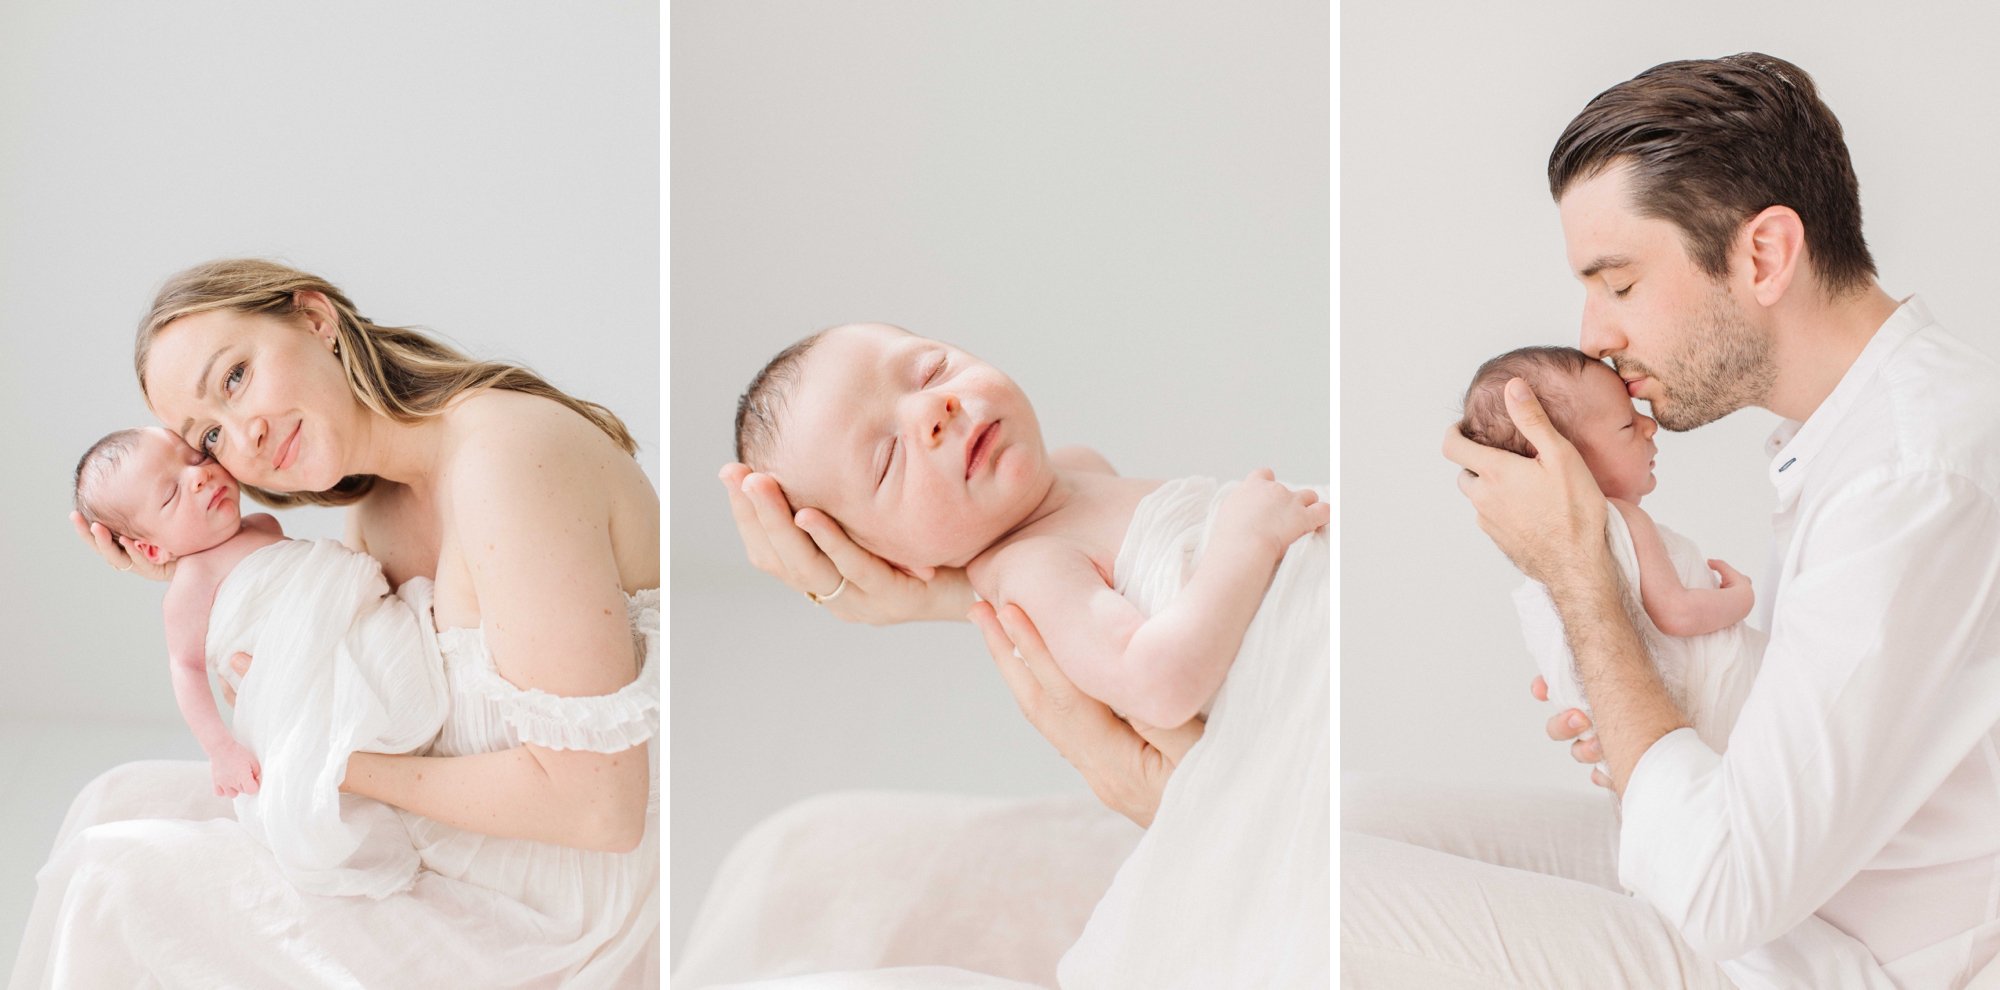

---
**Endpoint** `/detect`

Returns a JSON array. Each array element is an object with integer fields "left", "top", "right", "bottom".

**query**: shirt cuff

[{"left": 1617, "top": 726, "right": 1727, "bottom": 923}]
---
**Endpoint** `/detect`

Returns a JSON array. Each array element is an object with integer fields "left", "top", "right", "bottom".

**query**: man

[{"left": 1352, "top": 54, "right": 2000, "bottom": 987}]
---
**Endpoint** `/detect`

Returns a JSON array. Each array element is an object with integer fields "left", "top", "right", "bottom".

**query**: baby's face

[
  {"left": 110, "top": 427, "right": 245, "bottom": 563},
  {"left": 764, "top": 323, "right": 1055, "bottom": 571},
  {"left": 1565, "top": 362, "right": 1659, "bottom": 502}
]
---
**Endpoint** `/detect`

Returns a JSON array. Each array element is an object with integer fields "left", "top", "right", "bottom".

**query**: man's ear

[{"left": 1739, "top": 205, "right": 1806, "bottom": 306}]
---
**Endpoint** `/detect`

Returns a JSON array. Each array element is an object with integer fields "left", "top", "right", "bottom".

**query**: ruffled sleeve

[{"left": 441, "top": 589, "right": 661, "bottom": 753}]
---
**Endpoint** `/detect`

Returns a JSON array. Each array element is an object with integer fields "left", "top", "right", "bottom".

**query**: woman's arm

[{"left": 342, "top": 407, "right": 652, "bottom": 852}]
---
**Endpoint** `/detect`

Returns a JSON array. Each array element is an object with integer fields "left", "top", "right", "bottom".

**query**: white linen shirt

[{"left": 1619, "top": 297, "right": 2000, "bottom": 989}]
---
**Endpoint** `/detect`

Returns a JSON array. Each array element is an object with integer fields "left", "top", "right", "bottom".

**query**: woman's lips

[
  {"left": 966, "top": 421, "right": 1000, "bottom": 480},
  {"left": 273, "top": 423, "right": 302, "bottom": 471}
]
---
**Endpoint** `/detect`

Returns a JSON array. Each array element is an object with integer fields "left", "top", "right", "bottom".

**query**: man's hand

[
  {"left": 1442, "top": 377, "right": 1611, "bottom": 589},
  {"left": 1532, "top": 676, "right": 1613, "bottom": 790},
  {"left": 972, "top": 601, "right": 1202, "bottom": 827}
]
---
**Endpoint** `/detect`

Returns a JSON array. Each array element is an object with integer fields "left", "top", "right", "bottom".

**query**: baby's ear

[{"left": 131, "top": 539, "right": 169, "bottom": 566}]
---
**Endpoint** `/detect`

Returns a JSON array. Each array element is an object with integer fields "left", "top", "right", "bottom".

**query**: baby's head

[
  {"left": 1459, "top": 346, "right": 1659, "bottom": 501},
  {"left": 734, "top": 322, "right": 1056, "bottom": 574},
  {"left": 74, "top": 427, "right": 245, "bottom": 566}
]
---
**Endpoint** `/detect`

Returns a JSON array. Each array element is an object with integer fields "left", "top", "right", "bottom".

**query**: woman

[{"left": 15, "top": 260, "right": 659, "bottom": 988}]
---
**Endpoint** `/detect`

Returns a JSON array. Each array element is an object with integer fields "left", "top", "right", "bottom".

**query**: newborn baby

[
  {"left": 734, "top": 322, "right": 1328, "bottom": 729},
  {"left": 1459, "top": 346, "right": 1764, "bottom": 756},
  {"left": 73, "top": 427, "right": 447, "bottom": 897}
]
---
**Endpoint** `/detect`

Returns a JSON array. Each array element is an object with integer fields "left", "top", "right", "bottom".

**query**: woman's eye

[
  {"left": 200, "top": 427, "right": 221, "bottom": 455},
  {"left": 223, "top": 362, "right": 245, "bottom": 394}
]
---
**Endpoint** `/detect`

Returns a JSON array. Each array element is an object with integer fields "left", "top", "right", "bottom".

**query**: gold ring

[{"left": 805, "top": 576, "right": 849, "bottom": 605}]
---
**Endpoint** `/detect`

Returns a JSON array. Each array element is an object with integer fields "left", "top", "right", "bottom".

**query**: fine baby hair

[
  {"left": 73, "top": 427, "right": 156, "bottom": 544},
  {"left": 1458, "top": 345, "right": 1604, "bottom": 457}
]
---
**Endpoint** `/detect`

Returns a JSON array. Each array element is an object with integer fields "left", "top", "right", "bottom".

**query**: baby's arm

[
  {"left": 163, "top": 569, "right": 260, "bottom": 797},
  {"left": 1610, "top": 498, "right": 1753, "bottom": 637},
  {"left": 999, "top": 471, "right": 1325, "bottom": 729}
]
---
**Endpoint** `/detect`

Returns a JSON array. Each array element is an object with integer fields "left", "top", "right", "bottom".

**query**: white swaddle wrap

[
  {"left": 1059, "top": 476, "right": 1330, "bottom": 988},
  {"left": 207, "top": 538, "right": 449, "bottom": 899},
  {"left": 1512, "top": 503, "right": 1765, "bottom": 754}
]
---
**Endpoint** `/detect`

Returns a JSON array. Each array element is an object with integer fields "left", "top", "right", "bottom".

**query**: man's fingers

[
  {"left": 1529, "top": 675, "right": 1549, "bottom": 702},
  {"left": 1502, "top": 377, "right": 1571, "bottom": 460},
  {"left": 1546, "top": 706, "right": 1590, "bottom": 741},
  {"left": 1571, "top": 736, "right": 1603, "bottom": 764},
  {"left": 1442, "top": 423, "right": 1519, "bottom": 477},
  {"left": 1590, "top": 767, "right": 1613, "bottom": 790}
]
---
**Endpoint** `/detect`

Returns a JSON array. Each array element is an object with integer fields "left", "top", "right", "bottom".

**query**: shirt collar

[{"left": 1765, "top": 295, "right": 1934, "bottom": 494}]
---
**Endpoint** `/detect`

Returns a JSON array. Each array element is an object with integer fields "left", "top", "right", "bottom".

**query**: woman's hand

[
  {"left": 720, "top": 462, "right": 974, "bottom": 625},
  {"left": 1531, "top": 675, "right": 1612, "bottom": 790},
  {"left": 219, "top": 653, "right": 252, "bottom": 707},
  {"left": 973, "top": 601, "right": 1203, "bottom": 827},
  {"left": 70, "top": 511, "right": 173, "bottom": 581}
]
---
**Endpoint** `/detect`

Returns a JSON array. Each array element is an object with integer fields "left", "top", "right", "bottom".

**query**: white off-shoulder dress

[{"left": 9, "top": 588, "right": 660, "bottom": 990}]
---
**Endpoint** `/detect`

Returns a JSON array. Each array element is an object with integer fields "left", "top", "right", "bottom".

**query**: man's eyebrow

[{"left": 1579, "top": 255, "right": 1633, "bottom": 279}]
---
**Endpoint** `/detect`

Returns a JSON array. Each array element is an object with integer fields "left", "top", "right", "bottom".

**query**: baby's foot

[{"left": 210, "top": 742, "right": 262, "bottom": 798}]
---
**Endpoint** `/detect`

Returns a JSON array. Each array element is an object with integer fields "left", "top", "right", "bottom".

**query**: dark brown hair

[
  {"left": 1458, "top": 346, "right": 1602, "bottom": 458},
  {"left": 1548, "top": 53, "right": 1875, "bottom": 294}
]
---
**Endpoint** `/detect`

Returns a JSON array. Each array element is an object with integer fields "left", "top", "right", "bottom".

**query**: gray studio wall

[
  {"left": 1342, "top": 4, "right": 2000, "bottom": 795},
  {"left": 671, "top": 0, "right": 1328, "bottom": 959},
  {"left": 0, "top": 0, "right": 657, "bottom": 841}
]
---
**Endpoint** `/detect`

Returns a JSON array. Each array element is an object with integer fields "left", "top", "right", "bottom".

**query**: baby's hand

[
  {"left": 1709, "top": 557, "right": 1756, "bottom": 623},
  {"left": 1216, "top": 469, "right": 1328, "bottom": 560},
  {"left": 210, "top": 741, "right": 261, "bottom": 798}
]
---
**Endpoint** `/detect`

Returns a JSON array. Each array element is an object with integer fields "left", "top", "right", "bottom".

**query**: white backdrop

[
  {"left": 1341, "top": 4, "right": 2000, "bottom": 795},
  {"left": 0, "top": 1, "right": 656, "bottom": 972},
  {"left": 670, "top": 0, "right": 1329, "bottom": 961}
]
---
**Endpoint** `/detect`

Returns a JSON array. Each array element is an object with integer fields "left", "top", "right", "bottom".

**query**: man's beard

[{"left": 1617, "top": 284, "right": 1776, "bottom": 432}]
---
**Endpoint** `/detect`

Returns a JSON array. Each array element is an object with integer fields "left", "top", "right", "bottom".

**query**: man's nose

[{"left": 1579, "top": 297, "right": 1621, "bottom": 360}]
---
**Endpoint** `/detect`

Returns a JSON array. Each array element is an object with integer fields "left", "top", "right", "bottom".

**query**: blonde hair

[{"left": 137, "top": 259, "right": 637, "bottom": 508}]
